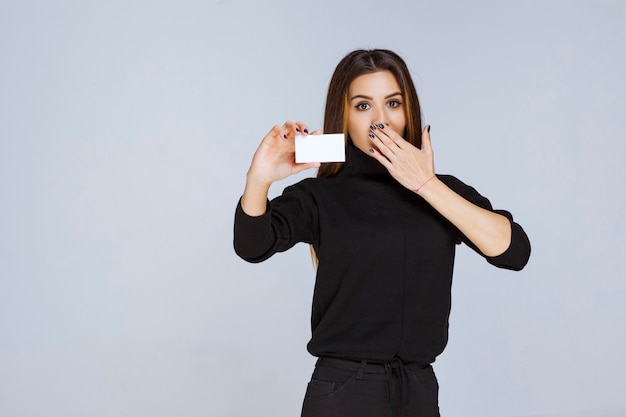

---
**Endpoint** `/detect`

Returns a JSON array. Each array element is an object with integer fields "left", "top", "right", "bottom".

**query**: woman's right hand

[
  {"left": 247, "top": 121, "right": 321, "bottom": 185},
  {"left": 241, "top": 121, "right": 321, "bottom": 216}
]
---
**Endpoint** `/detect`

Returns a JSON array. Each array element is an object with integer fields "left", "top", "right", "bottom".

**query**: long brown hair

[
  {"left": 311, "top": 49, "right": 424, "bottom": 266},
  {"left": 318, "top": 49, "right": 423, "bottom": 179}
]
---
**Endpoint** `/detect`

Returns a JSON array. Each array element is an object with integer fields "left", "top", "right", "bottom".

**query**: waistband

[
  {"left": 315, "top": 356, "right": 430, "bottom": 416},
  {"left": 316, "top": 356, "right": 429, "bottom": 374}
]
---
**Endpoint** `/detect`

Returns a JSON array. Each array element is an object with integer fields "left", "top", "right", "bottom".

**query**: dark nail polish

[
  {"left": 283, "top": 134, "right": 288, "bottom": 139},
  {"left": 369, "top": 148, "right": 374, "bottom": 153},
  {"left": 369, "top": 132, "right": 375, "bottom": 139},
  {"left": 427, "top": 125, "right": 431, "bottom": 133},
  {"left": 303, "top": 129, "right": 309, "bottom": 134},
  {"left": 378, "top": 123, "right": 384, "bottom": 129},
  {"left": 296, "top": 128, "right": 301, "bottom": 132},
  {"left": 370, "top": 125, "right": 376, "bottom": 131}
]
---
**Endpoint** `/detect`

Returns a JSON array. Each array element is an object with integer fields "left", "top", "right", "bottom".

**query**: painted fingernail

[
  {"left": 370, "top": 125, "right": 376, "bottom": 131},
  {"left": 296, "top": 128, "right": 301, "bottom": 132},
  {"left": 369, "top": 132, "right": 375, "bottom": 139},
  {"left": 378, "top": 123, "right": 385, "bottom": 129},
  {"left": 369, "top": 148, "right": 374, "bottom": 153},
  {"left": 283, "top": 134, "right": 288, "bottom": 139},
  {"left": 427, "top": 125, "right": 431, "bottom": 133},
  {"left": 303, "top": 129, "right": 309, "bottom": 134}
]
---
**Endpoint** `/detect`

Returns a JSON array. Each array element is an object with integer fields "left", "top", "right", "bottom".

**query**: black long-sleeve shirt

[{"left": 234, "top": 143, "right": 531, "bottom": 366}]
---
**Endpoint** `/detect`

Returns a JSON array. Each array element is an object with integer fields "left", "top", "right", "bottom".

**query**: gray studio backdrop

[{"left": 1, "top": 1, "right": 625, "bottom": 416}]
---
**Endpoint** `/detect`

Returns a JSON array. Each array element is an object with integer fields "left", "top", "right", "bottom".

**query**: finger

[
  {"left": 295, "top": 121, "right": 310, "bottom": 135},
  {"left": 282, "top": 120, "right": 299, "bottom": 139},
  {"left": 365, "top": 146, "right": 393, "bottom": 169},
  {"left": 270, "top": 122, "right": 290, "bottom": 141},
  {"left": 310, "top": 129, "right": 323, "bottom": 135},
  {"left": 369, "top": 128, "right": 397, "bottom": 158},
  {"left": 266, "top": 124, "right": 287, "bottom": 141},
  {"left": 292, "top": 162, "right": 321, "bottom": 174},
  {"left": 374, "top": 123, "right": 406, "bottom": 149}
]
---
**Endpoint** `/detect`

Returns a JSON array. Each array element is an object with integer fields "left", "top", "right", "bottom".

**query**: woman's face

[{"left": 347, "top": 70, "right": 407, "bottom": 154}]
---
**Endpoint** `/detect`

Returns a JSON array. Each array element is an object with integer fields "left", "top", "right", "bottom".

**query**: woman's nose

[{"left": 371, "top": 108, "right": 388, "bottom": 127}]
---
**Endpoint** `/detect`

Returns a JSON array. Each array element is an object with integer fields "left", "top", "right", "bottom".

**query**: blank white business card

[{"left": 295, "top": 133, "right": 345, "bottom": 163}]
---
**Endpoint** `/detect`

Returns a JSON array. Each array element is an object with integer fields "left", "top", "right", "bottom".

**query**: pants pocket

[
  {"left": 305, "top": 378, "right": 336, "bottom": 398},
  {"left": 305, "top": 364, "right": 358, "bottom": 399},
  {"left": 408, "top": 364, "right": 439, "bottom": 394},
  {"left": 301, "top": 365, "right": 389, "bottom": 417}
]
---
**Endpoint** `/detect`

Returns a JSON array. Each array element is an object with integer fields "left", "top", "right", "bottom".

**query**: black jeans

[{"left": 301, "top": 357, "right": 440, "bottom": 417}]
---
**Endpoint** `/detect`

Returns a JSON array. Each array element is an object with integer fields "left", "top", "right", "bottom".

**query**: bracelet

[{"left": 413, "top": 175, "right": 436, "bottom": 194}]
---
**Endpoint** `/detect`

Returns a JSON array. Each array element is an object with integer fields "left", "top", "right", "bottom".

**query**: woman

[{"left": 233, "top": 49, "right": 531, "bottom": 417}]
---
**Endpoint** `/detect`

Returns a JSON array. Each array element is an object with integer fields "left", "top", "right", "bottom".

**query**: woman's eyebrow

[{"left": 350, "top": 92, "right": 403, "bottom": 101}]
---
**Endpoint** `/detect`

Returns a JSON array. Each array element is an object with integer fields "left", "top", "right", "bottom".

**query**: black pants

[{"left": 301, "top": 357, "right": 440, "bottom": 417}]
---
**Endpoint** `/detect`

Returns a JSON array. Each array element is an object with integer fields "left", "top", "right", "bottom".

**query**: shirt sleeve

[
  {"left": 233, "top": 183, "right": 319, "bottom": 263},
  {"left": 440, "top": 175, "right": 531, "bottom": 271}
]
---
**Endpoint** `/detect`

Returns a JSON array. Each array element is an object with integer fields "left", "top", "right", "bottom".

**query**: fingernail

[
  {"left": 283, "top": 134, "right": 288, "bottom": 139},
  {"left": 370, "top": 125, "right": 376, "bottom": 131},
  {"left": 369, "top": 148, "right": 374, "bottom": 153},
  {"left": 427, "top": 125, "right": 431, "bottom": 133},
  {"left": 303, "top": 129, "right": 309, "bottom": 134},
  {"left": 368, "top": 132, "right": 375, "bottom": 139},
  {"left": 296, "top": 128, "right": 301, "bottom": 132},
  {"left": 378, "top": 123, "right": 384, "bottom": 129}
]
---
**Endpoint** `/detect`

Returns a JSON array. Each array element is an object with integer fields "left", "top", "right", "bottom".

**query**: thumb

[
  {"left": 421, "top": 124, "right": 432, "bottom": 151},
  {"left": 293, "top": 162, "right": 321, "bottom": 174}
]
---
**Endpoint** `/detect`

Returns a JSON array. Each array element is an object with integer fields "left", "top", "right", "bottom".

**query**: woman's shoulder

[
  {"left": 277, "top": 176, "right": 326, "bottom": 201},
  {"left": 277, "top": 174, "right": 347, "bottom": 206}
]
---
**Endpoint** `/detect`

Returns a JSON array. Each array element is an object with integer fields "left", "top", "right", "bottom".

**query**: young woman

[{"left": 233, "top": 49, "right": 531, "bottom": 417}]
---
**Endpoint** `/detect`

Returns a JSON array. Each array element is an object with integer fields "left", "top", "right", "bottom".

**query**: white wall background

[{"left": 1, "top": 1, "right": 625, "bottom": 416}]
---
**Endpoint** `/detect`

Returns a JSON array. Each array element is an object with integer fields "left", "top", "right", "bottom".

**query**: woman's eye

[
  {"left": 388, "top": 100, "right": 402, "bottom": 108},
  {"left": 356, "top": 103, "right": 370, "bottom": 111}
]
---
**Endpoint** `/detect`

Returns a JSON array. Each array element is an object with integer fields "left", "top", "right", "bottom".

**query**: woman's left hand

[
  {"left": 370, "top": 124, "right": 513, "bottom": 257},
  {"left": 368, "top": 124, "right": 435, "bottom": 192}
]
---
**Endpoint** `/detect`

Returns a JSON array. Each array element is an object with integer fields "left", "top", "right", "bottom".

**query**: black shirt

[{"left": 234, "top": 143, "right": 531, "bottom": 366}]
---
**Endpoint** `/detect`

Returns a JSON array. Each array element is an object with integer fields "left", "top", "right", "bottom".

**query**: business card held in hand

[{"left": 295, "top": 134, "right": 345, "bottom": 163}]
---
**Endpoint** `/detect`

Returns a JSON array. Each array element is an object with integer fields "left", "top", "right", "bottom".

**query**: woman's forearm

[
  {"left": 418, "top": 178, "right": 512, "bottom": 257},
  {"left": 240, "top": 174, "right": 272, "bottom": 217}
]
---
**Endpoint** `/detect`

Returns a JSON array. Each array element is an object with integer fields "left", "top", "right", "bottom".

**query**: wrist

[
  {"left": 246, "top": 170, "right": 273, "bottom": 190},
  {"left": 241, "top": 177, "right": 271, "bottom": 217},
  {"left": 413, "top": 175, "right": 437, "bottom": 194}
]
